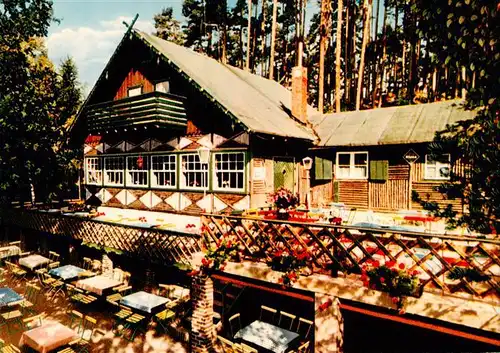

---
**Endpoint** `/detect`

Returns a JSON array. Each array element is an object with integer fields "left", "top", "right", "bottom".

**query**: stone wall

[{"left": 190, "top": 275, "right": 216, "bottom": 353}]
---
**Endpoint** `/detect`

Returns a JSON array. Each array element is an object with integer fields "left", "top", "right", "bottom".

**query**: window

[
  {"left": 127, "top": 86, "right": 142, "bottom": 97},
  {"left": 155, "top": 81, "right": 170, "bottom": 93},
  {"left": 425, "top": 154, "right": 451, "bottom": 180},
  {"left": 213, "top": 152, "right": 245, "bottom": 191},
  {"left": 181, "top": 154, "right": 208, "bottom": 190},
  {"left": 104, "top": 156, "right": 124, "bottom": 186},
  {"left": 151, "top": 155, "right": 177, "bottom": 188},
  {"left": 336, "top": 152, "right": 368, "bottom": 179},
  {"left": 126, "top": 155, "right": 149, "bottom": 187},
  {"left": 85, "top": 157, "right": 102, "bottom": 185}
]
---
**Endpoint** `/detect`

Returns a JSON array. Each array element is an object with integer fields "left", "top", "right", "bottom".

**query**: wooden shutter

[
  {"left": 370, "top": 160, "right": 388, "bottom": 181},
  {"left": 315, "top": 157, "right": 333, "bottom": 181},
  {"left": 252, "top": 158, "right": 266, "bottom": 194}
]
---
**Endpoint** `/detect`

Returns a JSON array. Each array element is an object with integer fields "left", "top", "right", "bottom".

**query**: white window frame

[
  {"left": 425, "top": 154, "right": 451, "bottom": 180},
  {"left": 151, "top": 154, "right": 177, "bottom": 189},
  {"left": 180, "top": 153, "right": 208, "bottom": 190},
  {"left": 155, "top": 80, "right": 170, "bottom": 93},
  {"left": 104, "top": 156, "right": 125, "bottom": 186},
  {"left": 127, "top": 86, "right": 142, "bottom": 97},
  {"left": 213, "top": 152, "right": 246, "bottom": 192},
  {"left": 84, "top": 157, "right": 102, "bottom": 185},
  {"left": 126, "top": 155, "right": 149, "bottom": 188},
  {"left": 335, "top": 152, "right": 369, "bottom": 180}
]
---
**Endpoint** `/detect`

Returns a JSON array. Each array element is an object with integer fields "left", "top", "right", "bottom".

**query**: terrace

[{"left": 1, "top": 207, "right": 499, "bottom": 352}]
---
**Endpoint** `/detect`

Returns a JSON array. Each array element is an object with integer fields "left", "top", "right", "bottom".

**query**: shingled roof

[
  {"left": 313, "top": 100, "right": 477, "bottom": 147},
  {"left": 134, "top": 30, "right": 317, "bottom": 141}
]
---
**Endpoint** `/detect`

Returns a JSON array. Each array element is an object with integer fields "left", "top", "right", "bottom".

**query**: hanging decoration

[{"left": 137, "top": 156, "right": 144, "bottom": 169}]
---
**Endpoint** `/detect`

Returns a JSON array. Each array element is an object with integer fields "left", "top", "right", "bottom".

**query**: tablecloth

[
  {"left": 18, "top": 255, "right": 50, "bottom": 270},
  {"left": 234, "top": 320, "right": 300, "bottom": 353},
  {"left": 0, "top": 287, "right": 23, "bottom": 308},
  {"left": 75, "top": 275, "right": 121, "bottom": 295},
  {"left": 120, "top": 291, "right": 170, "bottom": 314},
  {"left": 0, "top": 246, "right": 21, "bottom": 259},
  {"left": 49, "top": 265, "right": 87, "bottom": 281},
  {"left": 19, "top": 321, "right": 77, "bottom": 353}
]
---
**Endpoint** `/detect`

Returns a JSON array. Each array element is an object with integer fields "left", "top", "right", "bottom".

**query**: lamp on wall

[{"left": 302, "top": 157, "right": 313, "bottom": 210}]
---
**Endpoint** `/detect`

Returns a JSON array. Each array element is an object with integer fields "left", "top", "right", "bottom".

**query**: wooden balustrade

[{"left": 201, "top": 215, "right": 500, "bottom": 301}]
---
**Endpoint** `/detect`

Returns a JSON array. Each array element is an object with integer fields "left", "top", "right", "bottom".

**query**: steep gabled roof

[
  {"left": 313, "top": 100, "right": 477, "bottom": 147},
  {"left": 133, "top": 30, "right": 316, "bottom": 141}
]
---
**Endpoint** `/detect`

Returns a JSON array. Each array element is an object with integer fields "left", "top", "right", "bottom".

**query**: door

[{"left": 273, "top": 157, "right": 295, "bottom": 191}]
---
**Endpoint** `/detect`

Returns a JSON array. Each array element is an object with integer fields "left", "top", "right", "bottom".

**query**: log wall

[
  {"left": 338, "top": 181, "right": 368, "bottom": 208},
  {"left": 114, "top": 68, "right": 154, "bottom": 100}
]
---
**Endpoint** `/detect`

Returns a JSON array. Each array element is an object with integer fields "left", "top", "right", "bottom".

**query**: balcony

[{"left": 84, "top": 91, "right": 187, "bottom": 132}]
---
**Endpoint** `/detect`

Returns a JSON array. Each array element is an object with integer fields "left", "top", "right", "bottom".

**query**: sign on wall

[
  {"left": 253, "top": 166, "right": 266, "bottom": 181},
  {"left": 403, "top": 149, "right": 420, "bottom": 164}
]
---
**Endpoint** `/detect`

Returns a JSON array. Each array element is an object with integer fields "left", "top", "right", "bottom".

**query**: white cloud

[{"left": 47, "top": 16, "right": 154, "bottom": 96}]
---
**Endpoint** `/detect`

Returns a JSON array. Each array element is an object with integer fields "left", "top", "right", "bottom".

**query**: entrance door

[{"left": 273, "top": 157, "right": 295, "bottom": 191}]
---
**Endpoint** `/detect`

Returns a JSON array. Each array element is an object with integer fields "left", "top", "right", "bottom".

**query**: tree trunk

[
  {"left": 371, "top": 0, "right": 380, "bottom": 107},
  {"left": 344, "top": 0, "right": 350, "bottom": 104},
  {"left": 356, "top": 0, "right": 371, "bottom": 111},
  {"left": 245, "top": 0, "right": 252, "bottom": 71},
  {"left": 221, "top": 24, "right": 228, "bottom": 64},
  {"left": 377, "top": 3, "right": 387, "bottom": 108},
  {"left": 269, "top": 0, "right": 278, "bottom": 79},
  {"left": 335, "top": 0, "right": 343, "bottom": 112},
  {"left": 261, "top": 0, "right": 267, "bottom": 76},
  {"left": 318, "top": 0, "right": 331, "bottom": 113}
]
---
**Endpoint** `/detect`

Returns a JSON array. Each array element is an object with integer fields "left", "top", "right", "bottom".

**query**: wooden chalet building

[
  {"left": 73, "top": 28, "right": 316, "bottom": 214},
  {"left": 73, "top": 27, "right": 477, "bottom": 215}
]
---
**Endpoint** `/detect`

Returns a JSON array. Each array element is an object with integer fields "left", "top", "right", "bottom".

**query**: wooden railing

[
  {"left": 1, "top": 209, "right": 202, "bottom": 265},
  {"left": 84, "top": 91, "right": 187, "bottom": 132},
  {"left": 201, "top": 215, "right": 500, "bottom": 301}
]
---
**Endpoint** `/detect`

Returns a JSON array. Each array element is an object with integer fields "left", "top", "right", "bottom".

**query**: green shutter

[
  {"left": 370, "top": 160, "right": 388, "bottom": 181},
  {"left": 315, "top": 156, "right": 333, "bottom": 181}
]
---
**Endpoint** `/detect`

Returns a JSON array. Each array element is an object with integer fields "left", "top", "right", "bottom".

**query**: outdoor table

[
  {"left": 19, "top": 321, "right": 78, "bottom": 353},
  {"left": 120, "top": 291, "right": 170, "bottom": 314},
  {"left": 19, "top": 254, "right": 50, "bottom": 270},
  {"left": 0, "top": 245, "right": 21, "bottom": 259},
  {"left": 0, "top": 287, "right": 23, "bottom": 308},
  {"left": 234, "top": 320, "right": 300, "bottom": 353},
  {"left": 49, "top": 265, "right": 87, "bottom": 281},
  {"left": 75, "top": 274, "right": 122, "bottom": 296}
]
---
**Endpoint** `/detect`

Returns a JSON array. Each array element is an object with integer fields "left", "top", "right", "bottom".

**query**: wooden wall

[
  {"left": 114, "top": 68, "right": 154, "bottom": 100},
  {"left": 338, "top": 181, "right": 368, "bottom": 208}
]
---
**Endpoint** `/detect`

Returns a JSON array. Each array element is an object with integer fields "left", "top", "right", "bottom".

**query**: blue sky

[{"left": 47, "top": 0, "right": 318, "bottom": 94}]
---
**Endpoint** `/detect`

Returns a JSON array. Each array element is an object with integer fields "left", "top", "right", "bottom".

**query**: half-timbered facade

[{"left": 73, "top": 28, "right": 316, "bottom": 213}]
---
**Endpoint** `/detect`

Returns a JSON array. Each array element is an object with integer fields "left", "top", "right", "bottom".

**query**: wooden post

[{"left": 408, "top": 163, "right": 413, "bottom": 210}]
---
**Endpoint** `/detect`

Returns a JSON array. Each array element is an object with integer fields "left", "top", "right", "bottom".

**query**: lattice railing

[
  {"left": 2, "top": 209, "right": 203, "bottom": 265},
  {"left": 202, "top": 215, "right": 500, "bottom": 301}
]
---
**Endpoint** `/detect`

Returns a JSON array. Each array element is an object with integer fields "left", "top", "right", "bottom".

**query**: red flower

[
  {"left": 412, "top": 270, "right": 421, "bottom": 276},
  {"left": 226, "top": 241, "right": 232, "bottom": 248},
  {"left": 187, "top": 270, "right": 199, "bottom": 277},
  {"left": 385, "top": 261, "right": 396, "bottom": 268},
  {"left": 398, "top": 309, "right": 406, "bottom": 315},
  {"left": 380, "top": 277, "right": 385, "bottom": 283},
  {"left": 391, "top": 297, "right": 400, "bottom": 304},
  {"left": 219, "top": 265, "right": 226, "bottom": 271},
  {"left": 201, "top": 258, "right": 211, "bottom": 267},
  {"left": 371, "top": 284, "right": 377, "bottom": 290},
  {"left": 362, "top": 281, "right": 369, "bottom": 287},
  {"left": 288, "top": 272, "right": 297, "bottom": 280},
  {"left": 360, "top": 274, "right": 368, "bottom": 281},
  {"left": 391, "top": 268, "right": 398, "bottom": 273},
  {"left": 278, "top": 277, "right": 284, "bottom": 284},
  {"left": 372, "top": 260, "right": 380, "bottom": 268},
  {"left": 399, "top": 263, "right": 405, "bottom": 270}
]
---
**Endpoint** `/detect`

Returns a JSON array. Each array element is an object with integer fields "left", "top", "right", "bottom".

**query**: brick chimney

[{"left": 291, "top": 65, "right": 308, "bottom": 124}]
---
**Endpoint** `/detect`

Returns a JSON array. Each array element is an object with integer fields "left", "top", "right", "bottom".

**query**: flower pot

[{"left": 277, "top": 209, "right": 289, "bottom": 220}]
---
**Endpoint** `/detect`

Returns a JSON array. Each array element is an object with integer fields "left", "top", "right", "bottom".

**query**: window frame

[
  {"left": 180, "top": 153, "right": 209, "bottom": 191},
  {"left": 335, "top": 151, "right": 369, "bottom": 180},
  {"left": 212, "top": 151, "right": 246, "bottom": 192},
  {"left": 151, "top": 154, "right": 177, "bottom": 189},
  {"left": 127, "top": 85, "right": 143, "bottom": 97},
  {"left": 84, "top": 157, "right": 103, "bottom": 186},
  {"left": 103, "top": 156, "right": 125, "bottom": 187},
  {"left": 424, "top": 153, "right": 451, "bottom": 180},
  {"left": 125, "top": 155, "right": 149, "bottom": 188},
  {"left": 154, "top": 80, "right": 170, "bottom": 94}
]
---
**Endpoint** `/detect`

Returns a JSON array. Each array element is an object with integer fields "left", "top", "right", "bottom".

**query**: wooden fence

[
  {"left": 201, "top": 215, "right": 500, "bottom": 301},
  {"left": 2, "top": 209, "right": 202, "bottom": 265}
]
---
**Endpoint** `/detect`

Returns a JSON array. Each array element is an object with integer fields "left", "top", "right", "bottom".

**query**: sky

[{"left": 46, "top": 0, "right": 319, "bottom": 95}]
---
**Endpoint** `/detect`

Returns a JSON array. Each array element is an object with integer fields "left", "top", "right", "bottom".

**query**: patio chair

[
  {"left": 48, "top": 276, "right": 65, "bottom": 298},
  {"left": 121, "top": 313, "right": 145, "bottom": 342},
  {"left": 216, "top": 336, "right": 235, "bottom": 352},
  {"left": 228, "top": 313, "right": 241, "bottom": 338},
  {"left": 278, "top": 311, "right": 296, "bottom": 330},
  {"left": 106, "top": 293, "right": 122, "bottom": 305},
  {"left": 155, "top": 308, "right": 175, "bottom": 333},
  {"left": 23, "top": 313, "right": 44, "bottom": 330},
  {"left": 1, "top": 309, "right": 23, "bottom": 336},
  {"left": 288, "top": 341, "right": 310, "bottom": 353},
  {"left": 66, "top": 285, "right": 86, "bottom": 304},
  {"left": 21, "top": 284, "right": 41, "bottom": 315},
  {"left": 0, "top": 338, "right": 21, "bottom": 353},
  {"left": 82, "top": 257, "right": 92, "bottom": 271},
  {"left": 68, "top": 310, "right": 84, "bottom": 334},
  {"left": 8, "top": 241, "right": 21, "bottom": 247},
  {"left": 59, "top": 316, "right": 97, "bottom": 353},
  {"left": 296, "top": 317, "right": 313, "bottom": 340},
  {"left": 48, "top": 251, "right": 60, "bottom": 263},
  {"left": 40, "top": 272, "right": 56, "bottom": 288},
  {"left": 259, "top": 305, "right": 277, "bottom": 324},
  {"left": 5, "top": 261, "right": 26, "bottom": 281},
  {"left": 111, "top": 304, "right": 132, "bottom": 332},
  {"left": 241, "top": 343, "right": 258, "bottom": 353}
]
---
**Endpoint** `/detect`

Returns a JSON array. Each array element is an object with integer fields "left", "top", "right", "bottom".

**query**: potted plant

[
  {"left": 268, "top": 248, "right": 310, "bottom": 287},
  {"left": 361, "top": 260, "right": 421, "bottom": 314},
  {"left": 268, "top": 188, "right": 299, "bottom": 220},
  {"left": 188, "top": 234, "right": 240, "bottom": 277}
]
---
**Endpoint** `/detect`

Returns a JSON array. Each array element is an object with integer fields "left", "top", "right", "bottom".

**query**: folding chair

[
  {"left": 59, "top": 316, "right": 96, "bottom": 353},
  {"left": 23, "top": 313, "right": 44, "bottom": 330},
  {"left": 121, "top": 313, "right": 145, "bottom": 342},
  {"left": 68, "top": 310, "right": 84, "bottom": 334},
  {"left": 216, "top": 336, "right": 234, "bottom": 352},
  {"left": 259, "top": 305, "right": 277, "bottom": 324},
  {"left": 82, "top": 257, "right": 92, "bottom": 271},
  {"left": 288, "top": 341, "right": 310, "bottom": 353},
  {"left": 155, "top": 308, "right": 175, "bottom": 333},
  {"left": 111, "top": 304, "right": 132, "bottom": 332},
  {"left": 21, "top": 284, "right": 41, "bottom": 315},
  {"left": 0, "top": 338, "right": 21, "bottom": 353},
  {"left": 67, "top": 285, "right": 86, "bottom": 304},
  {"left": 296, "top": 317, "right": 313, "bottom": 339},
  {"left": 278, "top": 311, "right": 296, "bottom": 330},
  {"left": 241, "top": 343, "right": 258, "bottom": 353},
  {"left": 1, "top": 309, "right": 23, "bottom": 336},
  {"left": 228, "top": 313, "right": 241, "bottom": 338}
]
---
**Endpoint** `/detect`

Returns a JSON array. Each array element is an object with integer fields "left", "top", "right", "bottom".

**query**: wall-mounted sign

[
  {"left": 403, "top": 149, "right": 420, "bottom": 164},
  {"left": 253, "top": 167, "right": 266, "bottom": 181}
]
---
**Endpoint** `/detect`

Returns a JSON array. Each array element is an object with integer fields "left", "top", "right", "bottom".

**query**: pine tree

[{"left": 154, "top": 7, "right": 185, "bottom": 45}]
